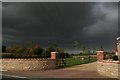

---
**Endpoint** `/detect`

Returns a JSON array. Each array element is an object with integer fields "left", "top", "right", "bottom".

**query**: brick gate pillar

[
  {"left": 51, "top": 52, "right": 58, "bottom": 60},
  {"left": 96, "top": 51, "right": 105, "bottom": 61},
  {"left": 117, "top": 37, "right": 120, "bottom": 61}
]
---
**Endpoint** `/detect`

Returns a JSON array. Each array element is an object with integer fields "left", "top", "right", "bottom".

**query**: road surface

[{"left": 1, "top": 62, "right": 119, "bottom": 80}]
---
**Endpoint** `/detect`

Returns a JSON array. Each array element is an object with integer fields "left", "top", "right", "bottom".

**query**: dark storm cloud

[
  {"left": 0, "top": 2, "right": 2, "bottom": 46},
  {"left": 81, "top": 3, "right": 118, "bottom": 50},
  {"left": 2, "top": 2, "right": 118, "bottom": 51},
  {"left": 118, "top": 2, "right": 120, "bottom": 37}
]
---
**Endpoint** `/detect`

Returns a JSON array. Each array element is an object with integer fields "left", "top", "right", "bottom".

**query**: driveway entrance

[{"left": 2, "top": 62, "right": 118, "bottom": 79}]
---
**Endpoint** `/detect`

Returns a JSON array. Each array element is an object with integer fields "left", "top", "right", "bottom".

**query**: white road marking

[{"left": 2, "top": 74, "right": 27, "bottom": 78}]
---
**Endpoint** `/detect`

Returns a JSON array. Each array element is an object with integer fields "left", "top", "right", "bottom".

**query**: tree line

[{"left": 2, "top": 43, "right": 70, "bottom": 58}]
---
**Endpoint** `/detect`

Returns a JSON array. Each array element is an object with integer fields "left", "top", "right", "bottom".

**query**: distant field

[{"left": 66, "top": 57, "right": 97, "bottom": 67}]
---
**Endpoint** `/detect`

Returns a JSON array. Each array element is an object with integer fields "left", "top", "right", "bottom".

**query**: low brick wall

[
  {"left": 0, "top": 58, "right": 57, "bottom": 71},
  {"left": 97, "top": 61, "right": 120, "bottom": 79}
]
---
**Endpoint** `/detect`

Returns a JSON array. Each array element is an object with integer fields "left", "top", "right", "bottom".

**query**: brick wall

[
  {"left": 97, "top": 61, "right": 120, "bottom": 79},
  {"left": 0, "top": 58, "right": 57, "bottom": 71}
]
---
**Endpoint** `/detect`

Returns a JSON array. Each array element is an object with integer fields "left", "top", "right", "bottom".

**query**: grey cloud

[
  {"left": 83, "top": 3, "right": 118, "bottom": 36},
  {"left": 0, "top": 2, "right": 2, "bottom": 46},
  {"left": 81, "top": 3, "right": 118, "bottom": 50},
  {"left": 2, "top": 2, "right": 118, "bottom": 51}
]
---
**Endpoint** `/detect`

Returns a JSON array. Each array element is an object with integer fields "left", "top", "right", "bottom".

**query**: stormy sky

[{"left": 2, "top": 2, "right": 118, "bottom": 52}]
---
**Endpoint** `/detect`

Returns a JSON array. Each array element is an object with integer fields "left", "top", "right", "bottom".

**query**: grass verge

[{"left": 58, "top": 57, "right": 97, "bottom": 68}]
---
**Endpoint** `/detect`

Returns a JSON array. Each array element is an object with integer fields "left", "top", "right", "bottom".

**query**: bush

[
  {"left": 105, "top": 54, "right": 113, "bottom": 60},
  {"left": 113, "top": 55, "right": 118, "bottom": 61},
  {"left": 16, "top": 48, "right": 27, "bottom": 54},
  {"left": 33, "top": 48, "right": 44, "bottom": 55},
  {"left": 2, "top": 54, "right": 16, "bottom": 58},
  {"left": 2, "top": 46, "right": 6, "bottom": 53}
]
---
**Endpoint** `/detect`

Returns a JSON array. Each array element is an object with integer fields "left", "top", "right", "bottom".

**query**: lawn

[
  {"left": 58, "top": 57, "right": 97, "bottom": 68},
  {"left": 66, "top": 57, "right": 97, "bottom": 67}
]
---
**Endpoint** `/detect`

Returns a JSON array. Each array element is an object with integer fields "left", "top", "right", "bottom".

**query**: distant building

[{"left": 117, "top": 37, "right": 120, "bottom": 61}]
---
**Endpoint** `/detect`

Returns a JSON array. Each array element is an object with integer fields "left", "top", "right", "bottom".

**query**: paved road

[
  {"left": 1, "top": 62, "right": 119, "bottom": 80},
  {"left": 1, "top": 74, "right": 29, "bottom": 80},
  {"left": 63, "top": 62, "right": 97, "bottom": 71},
  {"left": 1, "top": 74, "right": 119, "bottom": 80},
  {"left": 2, "top": 70, "right": 107, "bottom": 78}
]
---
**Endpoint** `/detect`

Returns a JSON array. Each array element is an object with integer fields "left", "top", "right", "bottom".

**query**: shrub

[
  {"left": 2, "top": 53, "right": 16, "bottom": 58},
  {"left": 113, "top": 55, "right": 118, "bottom": 61},
  {"left": 105, "top": 54, "right": 113, "bottom": 60},
  {"left": 16, "top": 48, "right": 27, "bottom": 54},
  {"left": 2, "top": 45, "right": 6, "bottom": 53},
  {"left": 33, "top": 48, "right": 44, "bottom": 55}
]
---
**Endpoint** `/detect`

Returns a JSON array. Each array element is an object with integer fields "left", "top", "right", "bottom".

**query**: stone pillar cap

[
  {"left": 96, "top": 51, "right": 104, "bottom": 52},
  {"left": 51, "top": 52, "right": 58, "bottom": 53}
]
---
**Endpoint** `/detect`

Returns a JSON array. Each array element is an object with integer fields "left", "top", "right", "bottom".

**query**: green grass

[
  {"left": 64, "top": 57, "right": 97, "bottom": 67},
  {"left": 66, "top": 57, "right": 97, "bottom": 67}
]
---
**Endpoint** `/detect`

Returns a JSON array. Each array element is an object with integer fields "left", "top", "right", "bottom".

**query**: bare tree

[{"left": 80, "top": 44, "right": 86, "bottom": 54}]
